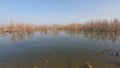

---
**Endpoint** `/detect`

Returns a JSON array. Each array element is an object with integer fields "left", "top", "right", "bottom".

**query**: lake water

[{"left": 0, "top": 31, "right": 120, "bottom": 68}]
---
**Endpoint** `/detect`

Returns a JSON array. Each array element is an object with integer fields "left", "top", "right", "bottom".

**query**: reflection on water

[
  {"left": 0, "top": 30, "right": 34, "bottom": 41},
  {"left": 0, "top": 30, "right": 120, "bottom": 41},
  {"left": 0, "top": 30, "right": 120, "bottom": 68},
  {"left": 82, "top": 31, "right": 120, "bottom": 41}
]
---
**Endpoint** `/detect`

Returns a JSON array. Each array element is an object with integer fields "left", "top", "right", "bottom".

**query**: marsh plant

[
  {"left": 0, "top": 19, "right": 120, "bottom": 41},
  {"left": 0, "top": 19, "right": 120, "bottom": 32}
]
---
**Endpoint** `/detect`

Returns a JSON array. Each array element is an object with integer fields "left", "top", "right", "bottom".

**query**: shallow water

[{"left": 0, "top": 31, "right": 120, "bottom": 68}]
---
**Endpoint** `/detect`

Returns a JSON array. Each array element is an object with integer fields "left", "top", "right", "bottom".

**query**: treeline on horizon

[{"left": 0, "top": 19, "right": 120, "bottom": 33}]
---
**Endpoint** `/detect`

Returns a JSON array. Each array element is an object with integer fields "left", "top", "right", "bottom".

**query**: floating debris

[
  {"left": 87, "top": 64, "right": 94, "bottom": 68},
  {"left": 85, "top": 61, "right": 94, "bottom": 68}
]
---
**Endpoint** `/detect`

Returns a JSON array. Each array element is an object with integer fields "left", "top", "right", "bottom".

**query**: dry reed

[
  {"left": 0, "top": 19, "right": 120, "bottom": 41},
  {"left": 0, "top": 19, "right": 120, "bottom": 33}
]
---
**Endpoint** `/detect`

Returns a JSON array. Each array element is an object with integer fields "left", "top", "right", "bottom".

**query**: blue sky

[{"left": 0, "top": 0, "right": 120, "bottom": 24}]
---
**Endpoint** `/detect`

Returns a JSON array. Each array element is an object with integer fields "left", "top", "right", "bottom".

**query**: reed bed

[
  {"left": 0, "top": 19, "right": 120, "bottom": 41},
  {"left": 82, "top": 19, "right": 120, "bottom": 32},
  {"left": 0, "top": 19, "right": 120, "bottom": 33}
]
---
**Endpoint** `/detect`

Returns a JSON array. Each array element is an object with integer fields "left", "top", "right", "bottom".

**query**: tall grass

[
  {"left": 82, "top": 19, "right": 120, "bottom": 32},
  {"left": 0, "top": 19, "right": 120, "bottom": 41},
  {"left": 0, "top": 19, "right": 120, "bottom": 33}
]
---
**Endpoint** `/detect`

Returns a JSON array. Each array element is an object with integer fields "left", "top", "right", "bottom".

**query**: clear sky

[{"left": 0, "top": 0, "right": 120, "bottom": 24}]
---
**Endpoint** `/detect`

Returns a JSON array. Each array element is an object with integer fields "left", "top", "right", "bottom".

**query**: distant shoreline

[{"left": 0, "top": 19, "right": 120, "bottom": 33}]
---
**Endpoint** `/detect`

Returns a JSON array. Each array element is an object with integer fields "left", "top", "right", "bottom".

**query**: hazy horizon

[{"left": 0, "top": 0, "right": 120, "bottom": 24}]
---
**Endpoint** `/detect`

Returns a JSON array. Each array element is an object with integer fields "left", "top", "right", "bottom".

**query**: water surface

[{"left": 0, "top": 31, "right": 120, "bottom": 68}]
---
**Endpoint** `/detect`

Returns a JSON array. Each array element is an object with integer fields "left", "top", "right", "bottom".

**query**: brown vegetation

[
  {"left": 82, "top": 19, "right": 120, "bottom": 32},
  {"left": 0, "top": 19, "right": 120, "bottom": 33},
  {"left": 0, "top": 19, "right": 120, "bottom": 41}
]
